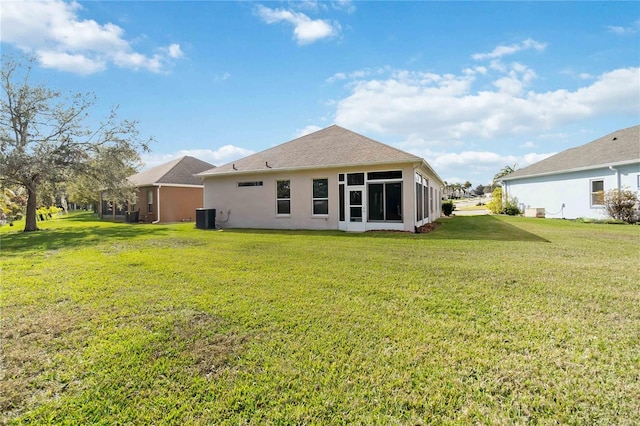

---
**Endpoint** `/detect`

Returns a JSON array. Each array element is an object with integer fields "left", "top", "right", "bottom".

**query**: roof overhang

[
  {"left": 501, "top": 158, "right": 640, "bottom": 181},
  {"left": 197, "top": 158, "right": 424, "bottom": 178},
  {"left": 129, "top": 182, "right": 204, "bottom": 188}
]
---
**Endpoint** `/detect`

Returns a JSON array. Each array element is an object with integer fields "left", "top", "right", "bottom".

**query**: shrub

[
  {"left": 486, "top": 187, "right": 521, "bottom": 215},
  {"left": 486, "top": 187, "right": 503, "bottom": 214},
  {"left": 502, "top": 198, "right": 522, "bottom": 216},
  {"left": 442, "top": 201, "right": 455, "bottom": 216},
  {"left": 604, "top": 187, "right": 639, "bottom": 223}
]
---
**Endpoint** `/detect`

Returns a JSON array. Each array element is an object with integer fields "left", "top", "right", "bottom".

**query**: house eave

[
  {"left": 198, "top": 158, "right": 424, "bottom": 178},
  {"left": 502, "top": 158, "right": 640, "bottom": 181},
  {"left": 130, "top": 182, "right": 204, "bottom": 188}
]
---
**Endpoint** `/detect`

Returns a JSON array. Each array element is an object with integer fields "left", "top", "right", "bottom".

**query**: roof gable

[
  {"left": 129, "top": 156, "right": 215, "bottom": 186},
  {"left": 503, "top": 125, "right": 640, "bottom": 180},
  {"left": 199, "top": 125, "right": 422, "bottom": 176}
]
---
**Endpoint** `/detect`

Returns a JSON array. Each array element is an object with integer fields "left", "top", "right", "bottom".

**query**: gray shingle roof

[
  {"left": 128, "top": 156, "right": 215, "bottom": 186},
  {"left": 199, "top": 125, "right": 425, "bottom": 176},
  {"left": 502, "top": 125, "right": 640, "bottom": 180}
]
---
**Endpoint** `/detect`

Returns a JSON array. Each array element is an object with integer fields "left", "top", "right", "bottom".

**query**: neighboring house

[
  {"left": 198, "top": 125, "right": 444, "bottom": 232},
  {"left": 501, "top": 125, "right": 640, "bottom": 219},
  {"left": 100, "top": 156, "right": 214, "bottom": 223}
]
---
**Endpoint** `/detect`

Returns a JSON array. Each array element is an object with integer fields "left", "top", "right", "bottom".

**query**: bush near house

[
  {"left": 442, "top": 200, "right": 455, "bottom": 216},
  {"left": 604, "top": 187, "right": 639, "bottom": 223},
  {"left": 487, "top": 187, "right": 521, "bottom": 216}
]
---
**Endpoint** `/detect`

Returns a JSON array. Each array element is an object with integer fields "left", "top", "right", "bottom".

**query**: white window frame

[
  {"left": 590, "top": 179, "right": 604, "bottom": 207},
  {"left": 276, "top": 180, "right": 291, "bottom": 216},
  {"left": 312, "top": 178, "right": 329, "bottom": 216}
]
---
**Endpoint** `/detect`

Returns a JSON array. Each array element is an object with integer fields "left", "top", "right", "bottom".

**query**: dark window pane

[
  {"left": 591, "top": 180, "right": 604, "bottom": 192},
  {"left": 424, "top": 186, "right": 429, "bottom": 218},
  {"left": 350, "top": 190, "right": 362, "bottom": 206},
  {"left": 277, "top": 200, "right": 290, "bottom": 214},
  {"left": 339, "top": 174, "right": 344, "bottom": 182},
  {"left": 350, "top": 207, "right": 362, "bottom": 222},
  {"left": 368, "top": 183, "right": 384, "bottom": 221},
  {"left": 313, "top": 179, "right": 328, "bottom": 198},
  {"left": 368, "top": 170, "right": 402, "bottom": 180},
  {"left": 339, "top": 184, "right": 345, "bottom": 221},
  {"left": 313, "top": 200, "right": 328, "bottom": 215},
  {"left": 386, "top": 182, "right": 402, "bottom": 221},
  {"left": 416, "top": 182, "right": 422, "bottom": 221},
  {"left": 277, "top": 180, "right": 290, "bottom": 198},
  {"left": 347, "top": 173, "right": 364, "bottom": 185}
]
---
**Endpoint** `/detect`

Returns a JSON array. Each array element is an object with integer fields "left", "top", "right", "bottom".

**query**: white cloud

[
  {"left": 472, "top": 38, "right": 547, "bottom": 61},
  {"left": 519, "top": 141, "right": 536, "bottom": 148},
  {"left": 141, "top": 146, "right": 254, "bottom": 170},
  {"left": 294, "top": 125, "right": 323, "bottom": 138},
  {"left": 607, "top": 21, "right": 639, "bottom": 35},
  {"left": 404, "top": 147, "right": 555, "bottom": 185},
  {"left": 333, "top": 65, "right": 640, "bottom": 140},
  {"left": 255, "top": 5, "right": 340, "bottom": 45},
  {"left": 0, "top": 0, "right": 183, "bottom": 75}
]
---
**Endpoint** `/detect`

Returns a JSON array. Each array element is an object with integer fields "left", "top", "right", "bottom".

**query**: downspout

[
  {"left": 152, "top": 185, "right": 161, "bottom": 224},
  {"left": 609, "top": 166, "right": 621, "bottom": 192}
]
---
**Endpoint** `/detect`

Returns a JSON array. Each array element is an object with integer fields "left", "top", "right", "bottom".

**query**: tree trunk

[{"left": 24, "top": 184, "right": 39, "bottom": 232}]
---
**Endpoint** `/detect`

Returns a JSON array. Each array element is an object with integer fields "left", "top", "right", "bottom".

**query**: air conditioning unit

[{"left": 195, "top": 208, "right": 216, "bottom": 229}]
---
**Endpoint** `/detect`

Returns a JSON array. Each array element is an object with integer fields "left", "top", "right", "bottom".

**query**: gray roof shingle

[
  {"left": 199, "top": 125, "right": 427, "bottom": 176},
  {"left": 503, "top": 125, "right": 640, "bottom": 180},
  {"left": 128, "top": 156, "right": 214, "bottom": 186}
]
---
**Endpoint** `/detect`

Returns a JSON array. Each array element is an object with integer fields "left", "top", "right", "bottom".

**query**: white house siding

[
  {"left": 203, "top": 163, "right": 442, "bottom": 231},
  {"left": 503, "top": 163, "right": 640, "bottom": 219}
]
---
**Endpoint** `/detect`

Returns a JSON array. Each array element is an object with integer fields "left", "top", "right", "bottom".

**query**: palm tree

[
  {"left": 463, "top": 181, "right": 472, "bottom": 198},
  {"left": 493, "top": 164, "right": 518, "bottom": 183}
]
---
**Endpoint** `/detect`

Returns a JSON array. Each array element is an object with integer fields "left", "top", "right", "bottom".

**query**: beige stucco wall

[{"left": 203, "top": 163, "right": 442, "bottom": 232}]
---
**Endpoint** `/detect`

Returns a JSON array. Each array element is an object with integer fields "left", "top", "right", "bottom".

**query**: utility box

[
  {"left": 524, "top": 208, "right": 545, "bottom": 218},
  {"left": 196, "top": 208, "right": 216, "bottom": 229}
]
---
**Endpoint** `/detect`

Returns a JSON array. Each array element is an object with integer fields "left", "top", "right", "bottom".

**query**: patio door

[{"left": 346, "top": 186, "right": 366, "bottom": 232}]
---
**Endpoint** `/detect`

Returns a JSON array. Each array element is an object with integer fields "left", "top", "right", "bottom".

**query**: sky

[{"left": 2, "top": 0, "right": 639, "bottom": 185}]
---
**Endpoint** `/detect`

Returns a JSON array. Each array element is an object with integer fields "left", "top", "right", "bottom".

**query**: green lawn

[{"left": 2, "top": 213, "right": 639, "bottom": 424}]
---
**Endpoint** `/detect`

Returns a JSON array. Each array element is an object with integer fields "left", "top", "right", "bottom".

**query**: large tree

[{"left": 0, "top": 55, "right": 150, "bottom": 231}]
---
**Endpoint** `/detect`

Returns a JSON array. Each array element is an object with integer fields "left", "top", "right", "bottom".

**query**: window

[
  {"left": 276, "top": 180, "right": 290, "bottom": 215},
  {"left": 347, "top": 173, "right": 364, "bottom": 186},
  {"left": 591, "top": 180, "right": 604, "bottom": 206},
  {"left": 147, "top": 190, "right": 153, "bottom": 213},
  {"left": 339, "top": 184, "right": 345, "bottom": 221},
  {"left": 430, "top": 187, "right": 434, "bottom": 214},
  {"left": 423, "top": 185, "right": 429, "bottom": 219},
  {"left": 416, "top": 182, "right": 423, "bottom": 221},
  {"left": 238, "top": 181, "right": 263, "bottom": 187},
  {"left": 368, "top": 170, "right": 402, "bottom": 180},
  {"left": 368, "top": 182, "right": 402, "bottom": 222},
  {"left": 313, "top": 178, "right": 328, "bottom": 215}
]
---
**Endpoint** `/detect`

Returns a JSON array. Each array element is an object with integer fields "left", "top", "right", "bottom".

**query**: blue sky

[{"left": 2, "top": 1, "right": 639, "bottom": 185}]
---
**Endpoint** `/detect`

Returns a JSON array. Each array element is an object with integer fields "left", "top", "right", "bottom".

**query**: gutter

[
  {"left": 152, "top": 185, "right": 161, "bottom": 224},
  {"left": 502, "top": 158, "right": 639, "bottom": 181}
]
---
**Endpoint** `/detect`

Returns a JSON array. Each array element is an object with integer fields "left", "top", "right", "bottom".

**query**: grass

[{"left": 2, "top": 212, "right": 639, "bottom": 424}]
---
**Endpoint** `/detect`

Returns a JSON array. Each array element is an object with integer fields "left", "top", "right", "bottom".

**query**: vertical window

[
  {"left": 386, "top": 182, "right": 402, "bottom": 221},
  {"left": 430, "top": 187, "right": 434, "bottom": 214},
  {"left": 423, "top": 185, "right": 429, "bottom": 219},
  {"left": 276, "top": 180, "right": 291, "bottom": 215},
  {"left": 416, "top": 182, "right": 423, "bottom": 221},
  {"left": 313, "top": 178, "right": 329, "bottom": 215},
  {"left": 339, "top": 184, "right": 345, "bottom": 221},
  {"left": 368, "top": 184, "right": 384, "bottom": 220},
  {"left": 591, "top": 180, "right": 604, "bottom": 206},
  {"left": 147, "top": 190, "right": 153, "bottom": 213}
]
